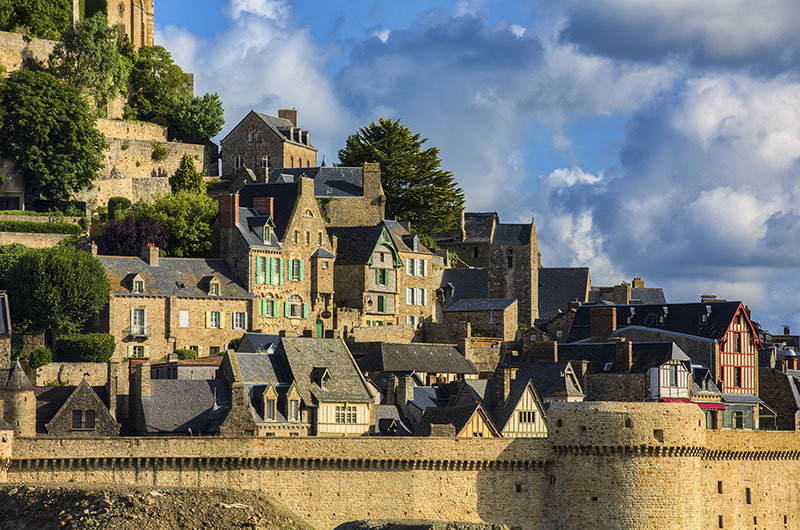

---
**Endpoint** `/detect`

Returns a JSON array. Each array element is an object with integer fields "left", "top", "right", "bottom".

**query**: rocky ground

[
  {"left": 334, "top": 521, "right": 508, "bottom": 530},
  {"left": 0, "top": 484, "right": 314, "bottom": 530}
]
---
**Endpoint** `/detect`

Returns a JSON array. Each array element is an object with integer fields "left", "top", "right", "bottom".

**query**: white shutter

[
  {"left": 421, "top": 259, "right": 427, "bottom": 276},
  {"left": 406, "top": 288, "right": 413, "bottom": 305},
  {"left": 130, "top": 308, "right": 135, "bottom": 327},
  {"left": 415, "top": 288, "right": 422, "bottom": 306},
  {"left": 406, "top": 258, "right": 413, "bottom": 275},
  {"left": 179, "top": 310, "right": 189, "bottom": 328},
  {"left": 422, "top": 289, "right": 427, "bottom": 305}
]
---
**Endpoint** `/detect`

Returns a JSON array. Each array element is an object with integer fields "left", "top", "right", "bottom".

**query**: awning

[
  {"left": 696, "top": 402, "right": 725, "bottom": 411},
  {"left": 662, "top": 398, "right": 691, "bottom": 403}
]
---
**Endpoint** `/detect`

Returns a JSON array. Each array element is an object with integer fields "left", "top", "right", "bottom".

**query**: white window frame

[
  {"left": 487, "top": 311, "right": 495, "bottom": 324},
  {"left": 416, "top": 259, "right": 426, "bottom": 276},
  {"left": 210, "top": 282, "right": 220, "bottom": 296},
  {"left": 289, "top": 399, "right": 299, "bottom": 421},
  {"left": 133, "top": 345, "right": 145, "bottom": 358},
  {"left": 210, "top": 310, "right": 221, "bottom": 329},
  {"left": 179, "top": 310, "right": 189, "bottom": 328},
  {"left": 406, "top": 258, "right": 414, "bottom": 276},
  {"left": 232, "top": 312, "right": 247, "bottom": 330},
  {"left": 288, "top": 295, "right": 303, "bottom": 318},
  {"left": 265, "top": 399, "right": 275, "bottom": 420},
  {"left": 234, "top": 155, "right": 243, "bottom": 168},
  {"left": 133, "top": 279, "right": 144, "bottom": 293},
  {"left": 406, "top": 288, "right": 414, "bottom": 305},
  {"left": 335, "top": 405, "right": 357, "bottom": 424}
]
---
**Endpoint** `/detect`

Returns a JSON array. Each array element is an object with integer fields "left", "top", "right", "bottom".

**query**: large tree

[
  {"left": 0, "top": 0, "right": 72, "bottom": 40},
  {"left": 169, "top": 154, "right": 207, "bottom": 194},
  {"left": 0, "top": 70, "right": 104, "bottom": 201},
  {"left": 171, "top": 93, "right": 225, "bottom": 141},
  {"left": 48, "top": 12, "right": 130, "bottom": 112},
  {"left": 337, "top": 118, "right": 465, "bottom": 239},
  {"left": 135, "top": 191, "right": 218, "bottom": 257},
  {"left": 126, "top": 45, "right": 191, "bottom": 124},
  {"left": 95, "top": 217, "right": 168, "bottom": 256},
  {"left": 6, "top": 247, "right": 110, "bottom": 334}
]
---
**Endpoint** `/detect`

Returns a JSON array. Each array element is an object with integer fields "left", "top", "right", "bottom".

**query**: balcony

[{"left": 129, "top": 325, "right": 149, "bottom": 338}]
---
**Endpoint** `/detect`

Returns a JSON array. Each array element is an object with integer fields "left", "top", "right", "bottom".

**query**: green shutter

[
  {"left": 260, "top": 299, "right": 266, "bottom": 316},
  {"left": 273, "top": 300, "right": 279, "bottom": 317},
  {"left": 256, "top": 256, "right": 262, "bottom": 284},
  {"left": 378, "top": 295, "right": 385, "bottom": 313},
  {"left": 299, "top": 259, "right": 304, "bottom": 281},
  {"left": 302, "top": 303, "right": 308, "bottom": 319},
  {"left": 288, "top": 259, "right": 294, "bottom": 280},
  {"left": 285, "top": 301, "right": 290, "bottom": 316},
  {"left": 375, "top": 269, "right": 380, "bottom": 284},
  {"left": 279, "top": 258, "right": 284, "bottom": 285},
  {"left": 266, "top": 255, "right": 272, "bottom": 285}
]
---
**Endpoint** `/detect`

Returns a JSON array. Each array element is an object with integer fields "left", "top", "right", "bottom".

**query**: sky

[{"left": 155, "top": 0, "right": 800, "bottom": 334}]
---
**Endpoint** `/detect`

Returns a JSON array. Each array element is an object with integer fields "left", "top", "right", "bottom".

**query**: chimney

[
  {"left": 299, "top": 176, "right": 314, "bottom": 197},
  {"left": 611, "top": 337, "right": 632, "bottom": 372},
  {"left": 219, "top": 193, "right": 239, "bottom": 229},
  {"left": 785, "top": 325, "right": 791, "bottom": 335},
  {"left": 396, "top": 375, "right": 413, "bottom": 411},
  {"left": 700, "top": 294, "right": 717, "bottom": 303},
  {"left": 496, "top": 365, "right": 512, "bottom": 407},
  {"left": 531, "top": 341, "right": 558, "bottom": 363},
  {"left": 590, "top": 306, "right": 617, "bottom": 338},
  {"left": 141, "top": 243, "right": 159, "bottom": 266},
  {"left": 386, "top": 375, "right": 398, "bottom": 405},
  {"left": 137, "top": 362, "right": 151, "bottom": 398},
  {"left": 253, "top": 196, "right": 274, "bottom": 218},
  {"left": 107, "top": 362, "right": 118, "bottom": 420},
  {"left": 278, "top": 108, "right": 297, "bottom": 128},
  {"left": 632, "top": 277, "right": 644, "bottom": 289},
  {"left": 614, "top": 282, "right": 631, "bottom": 304}
]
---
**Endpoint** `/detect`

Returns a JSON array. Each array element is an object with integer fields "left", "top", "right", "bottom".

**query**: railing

[{"left": 129, "top": 325, "right": 149, "bottom": 338}]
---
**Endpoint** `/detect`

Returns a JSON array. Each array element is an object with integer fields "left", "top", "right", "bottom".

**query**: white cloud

[
  {"left": 372, "top": 29, "right": 390, "bottom": 43},
  {"left": 225, "top": 0, "right": 290, "bottom": 25},
  {"left": 509, "top": 24, "right": 526, "bottom": 38}
]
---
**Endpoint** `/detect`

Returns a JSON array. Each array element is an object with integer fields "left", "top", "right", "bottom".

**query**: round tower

[
  {"left": 0, "top": 361, "right": 36, "bottom": 438},
  {"left": 546, "top": 401, "right": 707, "bottom": 529}
]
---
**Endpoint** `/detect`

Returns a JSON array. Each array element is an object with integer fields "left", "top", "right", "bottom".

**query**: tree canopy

[
  {"left": 5, "top": 246, "right": 110, "bottom": 334},
  {"left": 0, "top": 70, "right": 104, "bottom": 202},
  {"left": 48, "top": 12, "right": 130, "bottom": 112},
  {"left": 95, "top": 216, "right": 167, "bottom": 256},
  {"left": 337, "top": 118, "right": 465, "bottom": 240},
  {"left": 134, "top": 191, "right": 218, "bottom": 257},
  {"left": 172, "top": 93, "right": 225, "bottom": 141},
  {"left": 169, "top": 154, "right": 207, "bottom": 194},
  {"left": 0, "top": 0, "right": 72, "bottom": 40}
]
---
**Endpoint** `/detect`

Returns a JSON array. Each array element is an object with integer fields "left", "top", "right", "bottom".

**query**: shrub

[
  {"left": 228, "top": 335, "right": 243, "bottom": 351},
  {"left": 107, "top": 196, "right": 132, "bottom": 219},
  {"left": 0, "top": 219, "right": 82, "bottom": 234},
  {"left": 121, "top": 139, "right": 130, "bottom": 150},
  {"left": 58, "top": 333, "right": 115, "bottom": 362},
  {"left": 29, "top": 346, "right": 52, "bottom": 369},
  {"left": 174, "top": 348, "right": 197, "bottom": 360},
  {"left": 151, "top": 142, "right": 169, "bottom": 162}
]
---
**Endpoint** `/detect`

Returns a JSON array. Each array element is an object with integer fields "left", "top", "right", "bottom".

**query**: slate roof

[
  {"left": 410, "top": 386, "right": 450, "bottom": 411},
  {"left": 327, "top": 225, "right": 386, "bottom": 265},
  {"left": 222, "top": 111, "right": 316, "bottom": 149},
  {"left": 586, "top": 287, "right": 667, "bottom": 305},
  {"left": 382, "top": 220, "right": 432, "bottom": 254},
  {"left": 141, "top": 379, "right": 229, "bottom": 434},
  {"left": 237, "top": 333, "right": 281, "bottom": 354},
  {"left": 537, "top": 267, "right": 590, "bottom": 320},
  {"left": 492, "top": 223, "right": 532, "bottom": 245},
  {"left": 268, "top": 167, "right": 363, "bottom": 198},
  {"left": 374, "top": 404, "right": 414, "bottom": 436},
  {"left": 443, "top": 298, "right": 515, "bottom": 312},
  {"left": 237, "top": 352, "right": 292, "bottom": 385},
  {"left": 232, "top": 207, "right": 280, "bottom": 249},
  {"left": 511, "top": 363, "right": 585, "bottom": 400},
  {"left": 34, "top": 383, "right": 109, "bottom": 434},
  {"left": 236, "top": 181, "right": 300, "bottom": 241},
  {"left": 439, "top": 269, "right": 489, "bottom": 301},
  {"left": 555, "top": 342, "right": 690, "bottom": 373},
  {"left": 312, "top": 248, "right": 335, "bottom": 258},
  {"left": 356, "top": 343, "right": 477, "bottom": 375},
  {"left": 4, "top": 361, "right": 33, "bottom": 390},
  {"left": 417, "top": 403, "right": 497, "bottom": 436},
  {"left": 98, "top": 256, "right": 251, "bottom": 299},
  {"left": 567, "top": 301, "right": 748, "bottom": 343},
  {"left": 462, "top": 213, "right": 497, "bottom": 243}
]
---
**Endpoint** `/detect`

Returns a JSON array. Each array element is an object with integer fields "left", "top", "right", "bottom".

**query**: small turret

[{"left": 0, "top": 361, "right": 36, "bottom": 437}]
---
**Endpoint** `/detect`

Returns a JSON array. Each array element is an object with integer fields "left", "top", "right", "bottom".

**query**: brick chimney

[
  {"left": 278, "top": 109, "right": 297, "bottom": 128},
  {"left": 253, "top": 196, "right": 274, "bottom": 219},
  {"left": 632, "top": 277, "right": 645, "bottom": 289},
  {"left": 219, "top": 193, "right": 239, "bottom": 229},
  {"left": 590, "top": 306, "right": 617, "bottom": 338},
  {"left": 496, "top": 365, "right": 512, "bottom": 407},
  {"left": 142, "top": 243, "right": 159, "bottom": 266},
  {"left": 614, "top": 282, "right": 631, "bottom": 304},
  {"left": 611, "top": 337, "right": 632, "bottom": 372}
]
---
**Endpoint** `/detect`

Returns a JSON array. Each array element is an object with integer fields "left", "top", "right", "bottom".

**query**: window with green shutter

[
  {"left": 378, "top": 295, "right": 386, "bottom": 313},
  {"left": 256, "top": 257, "right": 262, "bottom": 284},
  {"left": 260, "top": 299, "right": 267, "bottom": 316}
]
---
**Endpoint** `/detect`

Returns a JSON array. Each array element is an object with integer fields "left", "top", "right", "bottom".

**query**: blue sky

[{"left": 155, "top": 0, "right": 800, "bottom": 333}]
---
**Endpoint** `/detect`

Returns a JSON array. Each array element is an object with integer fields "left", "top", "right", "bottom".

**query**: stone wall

[
  {"left": 351, "top": 324, "right": 416, "bottom": 344},
  {"left": 33, "top": 362, "right": 108, "bottom": 387},
  {"left": 0, "top": 232, "right": 72, "bottom": 248},
  {"left": 96, "top": 119, "right": 167, "bottom": 143},
  {"left": 0, "top": 31, "right": 56, "bottom": 73}
]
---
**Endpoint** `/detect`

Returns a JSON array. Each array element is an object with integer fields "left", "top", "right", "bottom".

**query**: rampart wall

[
  {"left": 0, "top": 31, "right": 56, "bottom": 73},
  {"left": 6, "top": 402, "right": 800, "bottom": 529},
  {"left": 0, "top": 232, "right": 73, "bottom": 248}
]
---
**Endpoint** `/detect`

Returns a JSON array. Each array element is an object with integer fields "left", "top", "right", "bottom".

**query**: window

[
  {"left": 306, "top": 231, "right": 310, "bottom": 246},
  {"left": 376, "top": 268, "right": 388, "bottom": 285},
  {"left": 733, "top": 366, "right": 742, "bottom": 388},
  {"left": 518, "top": 411, "right": 536, "bottom": 423},
  {"left": 507, "top": 248, "right": 514, "bottom": 269},
  {"left": 247, "top": 130, "right": 254, "bottom": 143},
  {"left": 406, "top": 288, "right": 414, "bottom": 305},
  {"left": 133, "top": 279, "right": 144, "bottom": 293},
  {"left": 210, "top": 346, "right": 220, "bottom": 356},
  {"left": 189, "top": 345, "right": 198, "bottom": 353},
  {"left": 265, "top": 399, "right": 275, "bottom": 420},
  {"left": 473, "top": 246, "right": 479, "bottom": 259},
  {"left": 407, "top": 316, "right": 416, "bottom": 327},
  {"left": 377, "top": 295, "right": 386, "bottom": 313},
  {"left": 210, "top": 311, "right": 221, "bottom": 329},
  {"left": 555, "top": 330, "right": 563, "bottom": 338},
  {"left": 700, "top": 313, "right": 708, "bottom": 323},
  {"left": 746, "top": 487, "right": 751, "bottom": 504},
  {"left": 732, "top": 334, "right": 741, "bottom": 353},
  {"left": 260, "top": 299, "right": 275, "bottom": 317},
  {"left": 131, "top": 308, "right": 146, "bottom": 335},
  {"left": 260, "top": 155, "right": 268, "bottom": 168},
  {"left": 133, "top": 345, "right": 145, "bottom": 358},
  {"left": 668, "top": 364, "right": 678, "bottom": 387},
  {"left": 210, "top": 282, "right": 220, "bottom": 296},
  {"left": 72, "top": 410, "right": 95, "bottom": 430},
  {"left": 734, "top": 411, "right": 744, "bottom": 429},
  {"left": 256, "top": 132, "right": 262, "bottom": 143},
  {"left": 234, "top": 156, "right": 243, "bottom": 168},
  {"left": 289, "top": 399, "right": 299, "bottom": 421},
  {"left": 232, "top": 312, "right": 247, "bottom": 330},
  {"left": 416, "top": 259, "right": 426, "bottom": 276},
  {"left": 289, "top": 259, "right": 303, "bottom": 281},
  {"left": 179, "top": 310, "right": 189, "bottom": 328},
  {"left": 72, "top": 410, "right": 82, "bottom": 429},
  {"left": 335, "top": 405, "right": 357, "bottom": 424},
  {"left": 487, "top": 311, "right": 495, "bottom": 324},
  {"left": 288, "top": 295, "right": 304, "bottom": 318},
  {"left": 406, "top": 258, "right": 414, "bottom": 275},
  {"left": 290, "top": 156, "right": 294, "bottom": 168},
  {"left": 322, "top": 260, "right": 329, "bottom": 269},
  {"left": 84, "top": 410, "right": 95, "bottom": 429},
  {"left": 717, "top": 481, "right": 723, "bottom": 494},
  {"left": 735, "top": 314, "right": 742, "bottom": 326},
  {"left": 413, "top": 288, "right": 427, "bottom": 306}
]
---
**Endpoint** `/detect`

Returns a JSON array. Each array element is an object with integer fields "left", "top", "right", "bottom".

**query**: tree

[
  {"left": 135, "top": 191, "right": 218, "bottom": 257},
  {"left": 95, "top": 216, "right": 167, "bottom": 256},
  {"left": 0, "top": 70, "right": 104, "bottom": 202},
  {"left": 6, "top": 247, "right": 110, "bottom": 334},
  {"left": 28, "top": 346, "right": 52, "bottom": 369},
  {"left": 0, "top": 244, "right": 30, "bottom": 288},
  {"left": 48, "top": 12, "right": 129, "bottom": 112},
  {"left": 169, "top": 154, "right": 207, "bottom": 194},
  {"left": 337, "top": 118, "right": 465, "bottom": 239},
  {"left": 171, "top": 93, "right": 225, "bottom": 141},
  {"left": 0, "top": 0, "right": 72, "bottom": 40},
  {"left": 126, "top": 46, "right": 190, "bottom": 124}
]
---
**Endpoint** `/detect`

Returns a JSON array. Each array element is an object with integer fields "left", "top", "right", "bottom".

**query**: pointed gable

[{"left": 43, "top": 379, "right": 118, "bottom": 436}]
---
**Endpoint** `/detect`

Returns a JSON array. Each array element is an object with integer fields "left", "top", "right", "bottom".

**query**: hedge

[
  {"left": 0, "top": 220, "right": 82, "bottom": 235},
  {"left": 58, "top": 333, "right": 116, "bottom": 363},
  {"left": 175, "top": 348, "right": 198, "bottom": 360},
  {"left": 108, "top": 197, "right": 132, "bottom": 220},
  {"left": 29, "top": 346, "right": 52, "bottom": 369}
]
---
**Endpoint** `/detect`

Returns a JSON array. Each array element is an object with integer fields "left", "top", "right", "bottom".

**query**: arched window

[
  {"left": 290, "top": 156, "right": 294, "bottom": 168},
  {"left": 507, "top": 248, "right": 514, "bottom": 269},
  {"left": 288, "top": 295, "right": 304, "bottom": 317}
]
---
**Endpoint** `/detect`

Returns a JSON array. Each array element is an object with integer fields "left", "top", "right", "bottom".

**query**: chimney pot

[{"left": 784, "top": 325, "right": 791, "bottom": 335}]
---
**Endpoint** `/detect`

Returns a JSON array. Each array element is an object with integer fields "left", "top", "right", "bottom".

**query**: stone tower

[
  {"left": 0, "top": 361, "right": 36, "bottom": 438},
  {"left": 106, "top": 1, "right": 155, "bottom": 50}
]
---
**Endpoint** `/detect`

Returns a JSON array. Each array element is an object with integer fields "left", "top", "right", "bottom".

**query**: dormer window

[
  {"left": 133, "top": 279, "right": 144, "bottom": 293},
  {"left": 311, "top": 367, "right": 331, "bottom": 389},
  {"left": 262, "top": 225, "right": 272, "bottom": 242},
  {"left": 303, "top": 209, "right": 313, "bottom": 218},
  {"left": 210, "top": 281, "right": 220, "bottom": 296},
  {"left": 265, "top": 398, "right": 275, "bottom": 420},
  {"left": 289, "top": 399, "right": 299, "bottom": 421}
]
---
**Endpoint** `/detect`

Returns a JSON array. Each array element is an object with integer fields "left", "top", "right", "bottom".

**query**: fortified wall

[{"left": 5, "top": 402, "right": 800, "bottom": 530}]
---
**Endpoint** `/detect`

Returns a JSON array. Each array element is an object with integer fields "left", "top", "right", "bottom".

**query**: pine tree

[
  {"left": 337, "top": 118, "right": 465, "bottom": 240},
  {"left": 169, "top": 154, "right": 207, "bottom": 194}
]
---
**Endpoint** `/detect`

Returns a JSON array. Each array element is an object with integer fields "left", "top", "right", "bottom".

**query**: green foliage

[
  {"left": 0, "top": 244, "right": 30, "bottom": 287},
  {"left": 28, "top": 346, "right": 52, "bottom": 369},
  {"left": 0, "top": 219, "right": 82, "bottom": 235},
  {"left": 6, "top": 247, "right": 110, "bottom": 334},
  {"left": 81, "top": 0, "right": 107, "bottom": 19},
  {"left": 174, "top": 348, "right": 198, "bottom": 360},
  {"left": 120, "top": 139, "right": 130, "bottom": 150},
  {"left": 10, "top": 333, "right": 23, "bottom": 362},
  {"left": 337, "top": 118, "right": 465, "bottom": 238},
  {"left": 0, "top": 70, "right": 104, "bottom": 202},
  {"left": 107, "top": 196, "right": 131, "bottom": 219},
  {"left": 48, "top": 13, "right": 128, "bottom": 111},
  {"left": 134, "top": 191, "right": 218, "bottom": 257},
  {"left": 0, "top": 0, "right": 72, "bottom": 40},
  {"left": 151, "top": 142, "right": 169, "bottom": 161},
  {"left": 127, "top": 46, "right": 190, "bottom": 123},
  {"left": 169, "top": 154, "right": 206, "bottom": 194},
  {"left": 228, "top": 335, "right": 244, "bottom": 352},
  {"left": 57, "top": 333, "right": 115, "bottom": 362},
  {"left": 171, "top": 92, "right": 225, "bottom": 141}
]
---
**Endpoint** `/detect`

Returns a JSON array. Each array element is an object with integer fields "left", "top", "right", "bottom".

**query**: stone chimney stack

[
  {"left": 142, "top": 243, "right": 159, "bottom": 266},
  {"left": 496, "top": 365, "right": 512, "bottom": 407},
  {"left": 386, "top": 375, "right": 398, "bottom": 406},
  {"left": 785, "top": 325, "right": 791, "bottom": 335},
  {"left": 299, "top": 176, "right": 315, "bottom": 197},
  {"left": 219, "top": 194, "right": 240, "bottom": 229},
  {"left": 137, "top": 362, "right": 151, "bottom": 399},
  {"left": 590, "top": 306, "right": 617, "bottom": 338},
  {"left": 612, "top": 337, "right": 632, "bottom": 372},
  {"left": 531, "top": 341, "right": 558, "bottom": 363},
  {"left": 396, "top": 375, "right": 413, "bottom": 412},
  {"left": 632, "top": 277, "right": 645, "bottom": 289},
  {"left": 613, "top": 282, "right": 631, "bottom": 304},
  {"left": 279, "top": 109, "right": 298, "bottom": 128}
]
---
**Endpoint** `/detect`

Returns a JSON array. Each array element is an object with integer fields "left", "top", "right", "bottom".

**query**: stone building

[
  {"left": 434, "top": 212, "right": 539, "bottom": 326},
  {"left": 0, "top": 361, "right": 35, "bottom": 437},
  {"left": 328, "top": 220, "right": 442, "bottom": 329},
  {"left": 103, "top": 0, "right": 155, "bottom": 49},
  {"left": 416, "top": 403, "right": 500, "bottom": 437},
  {"left": 94, "top": 244, "right": 254, "bottom": 361},
  {"left": 35, "top": 379, "right": 118, "bottom": 437},
  {"left": 356, "top": 342, "right": 478, "bottom": 386},
  {"left": 442, "top": 298, "right": 518, "bottom": 345},
  {"left": 218, "top": 177, "right": 336, "bottom": 336},
  {"left": 220, "top": 110, "right": 316, "bottom": 180}
]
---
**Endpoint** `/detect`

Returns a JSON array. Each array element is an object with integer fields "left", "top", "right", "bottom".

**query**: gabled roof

[
  {"left": 98, "top": 256, "right": 251, "bottom": 299},
  {"left": 537, "top": 267, "right": 590, "bottom": 320},
  {"left": 382, "top": 220, "right": 432, "bottom": 255},
  {"left": 463, "top": 212, "right": 497, "bottom": 242},
  {"left": 443, "top": 298, "right": 515, "bottom": 312},
  {"left": 221, "top": 111, "right": 316, "bottom": 150},
  {"left": 43, "top": 379, "right": 116, "bottom": 435},
  {"left": 141, "top": 379, "right": 230, "bottom": 434},
  {"left": 417, "top": 403, "right": 500, "bottom": 436},
  {"left": 268, "top": 167, "right": 362, "bottom": 198},
  {"left": 356, "top": 343, "right": 477, "bottom": 375},
  {"left": 375, "top": 404, "right": 414, "bottom": 436},
  {"left": 236, "top": 181, "right": 300, "bottom": 241},
  {"left": 566, "top": 301, "right": 754, "bottom": 343},
  {"left": 236, "top": 351, "right": 293, "bottom": 386},
  {"left": 555, "top": 342, "right": 690, "bottom": 373},
  {"left": 34, "top": 382, "right": 109, "bottom": 434},
  {"left": 455, "top": 376, "right": 546, "bottom": 432},
  {"left": 510, "top": 363, "right": 585, "bottom": 400}
]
